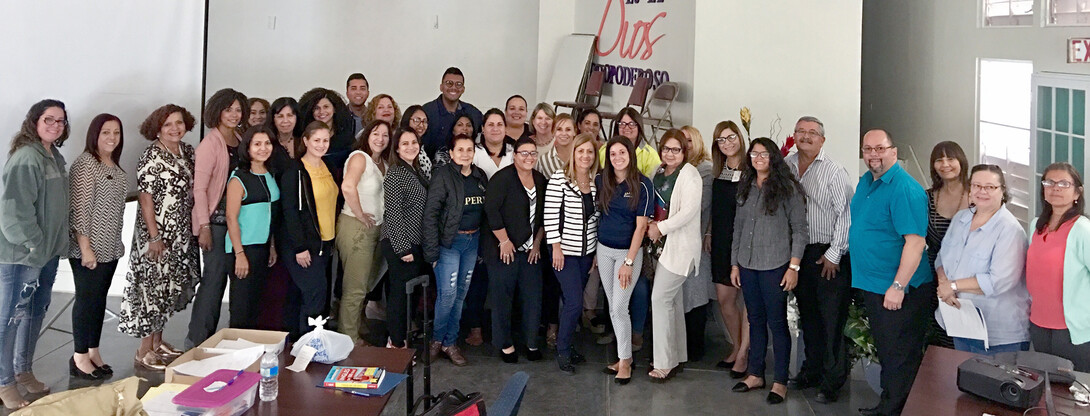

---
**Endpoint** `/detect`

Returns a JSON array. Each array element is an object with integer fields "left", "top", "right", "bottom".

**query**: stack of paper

[{"left": 938, "top": 298, "right": 990, "bottom": 349}]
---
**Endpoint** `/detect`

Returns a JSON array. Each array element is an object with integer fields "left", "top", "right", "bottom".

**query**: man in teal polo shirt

[{"left": 850, "top": 129, "right": 932, "bottom": 416}]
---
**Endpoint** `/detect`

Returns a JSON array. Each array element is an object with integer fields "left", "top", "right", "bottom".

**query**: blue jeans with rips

[
  {"left": 433, "top": 232, "right": 479, "bottom": 347},
  {"left": 0, "top": 256, "right": 59, "bottom": 386}
]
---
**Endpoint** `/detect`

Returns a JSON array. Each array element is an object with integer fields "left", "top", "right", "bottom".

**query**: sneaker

[{"left": 442, "top": 345, "right": 468, "bottom": 366}]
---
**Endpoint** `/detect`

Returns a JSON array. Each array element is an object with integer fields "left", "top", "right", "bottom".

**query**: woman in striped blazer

[{"left": 544, "top": 133, "right": 600, "bottom": 373}]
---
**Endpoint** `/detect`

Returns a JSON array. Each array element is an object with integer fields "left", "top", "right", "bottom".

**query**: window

[
  {"left": 1049, "top": 0, "right": 1090, "bottom": 25},
  {"left": 979, "top": 59, "right": 1033, "bottom": 226},
  {"left": 984, "top": 0, "right": 1034, "bottom": 26}
]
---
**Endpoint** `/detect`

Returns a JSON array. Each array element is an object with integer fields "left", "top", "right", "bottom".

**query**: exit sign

[{"left": 1071, "top": 38, "right": 1090, "bottom": 63}]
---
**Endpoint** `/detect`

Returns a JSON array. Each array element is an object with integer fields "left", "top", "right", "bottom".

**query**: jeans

[
  {"left": 555, "top": 254, "right": 594, "bottom": 356},
  {"left": 433, "top": 232, "right": 479, "bottom": 347},
  {"left": 739, "top": 264, "right": 791, "bottom": 384},
  {"left": 70, "top": 259, "right": 118, "bottom": 353},
  {"left": 952, "top": 337, "right": 1029, "bottom": 355},
  {"left": 0, "top": 256, "right": 59, "bottom": 386}
]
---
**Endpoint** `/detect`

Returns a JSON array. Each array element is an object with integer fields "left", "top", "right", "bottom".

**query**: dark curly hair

[
  {"left": 84, "top": 113, "right": 124, "bottom": 166},
  {"left": 204, "top": 88, "right": 248, "bottom": 129},
  {"left": 140, "top": 104, "right": 196, "bottom": 141},
  {"left": 299, "top": 87, "right": 352, "bottom": 135},
  {"left": 10, "top": 99, "right": 70, "bottom": 155},
  {"left": 737, "top": 137, "right": 806, "bottom": 215}
]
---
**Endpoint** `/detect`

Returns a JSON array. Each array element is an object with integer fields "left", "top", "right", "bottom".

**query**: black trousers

[
  {"left": 541, "top": 255, "right": 560, "bottom": 326},
  {"left": 863, "top": 282, "right": 929, "bottom": 416},
  {"left": 1030, "top": 323, "right": 1090, "bottom": 372},
  {"left": 187, "top": 224, "right": 229, "bottom": 348},
  {"left": 283, "top": 241, "right": 333, "bottom": 340},
  {"left": 228, "top": 243, "right": 270, "bottom": 329},
  {"left": 794, "top": 245, "right": 852, "bottom": 393},
  {"left": 461, "top": 261, "right": 489, "bottom": 330},
  {"left": 69, "top": 259, "right": 118, "bottom": 353},
  {"left": 684, "top": 303, "right": 708, "bottom": 361},
  {"left": 381, "top": 239, "right": 426, "bottom": 348},
  {"left": 487, "top": 251, "right": 543, "bottom": 350}
]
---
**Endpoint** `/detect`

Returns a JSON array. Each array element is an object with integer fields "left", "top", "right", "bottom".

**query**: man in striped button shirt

[{"left": 784, "top": 116, "right": 854, "bottom": 404}]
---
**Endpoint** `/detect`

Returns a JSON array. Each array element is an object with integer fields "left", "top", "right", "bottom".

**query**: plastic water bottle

[{"left": 259, "top": 347, "right": 278, "bottom": 401}]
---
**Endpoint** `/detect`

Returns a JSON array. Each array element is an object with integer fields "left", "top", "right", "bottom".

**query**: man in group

[
  {"left": 849, "top": 129, "right": 933, "bottom": 416},
  {"left": 784, "top": 116, "right": 854, "bottom": 404},
  {"left": 346, "top": 73, "right": 370, "bottom": 133},
  {"left": 421, "top": 67, "right": 483, "bottom": 160}
]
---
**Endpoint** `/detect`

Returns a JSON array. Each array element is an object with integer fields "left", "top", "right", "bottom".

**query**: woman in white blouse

[{"left": 473, "top": 109, "right": 513, "bottom": 179}]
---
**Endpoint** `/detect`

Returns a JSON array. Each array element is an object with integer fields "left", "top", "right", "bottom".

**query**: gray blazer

[{"left": 731, "top": 182, "right": 808, "bottom": 271}]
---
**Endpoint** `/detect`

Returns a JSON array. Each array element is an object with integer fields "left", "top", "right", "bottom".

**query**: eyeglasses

[
  {"left": 970, "top": 183, "right": 1001, "bottom": 193},
  {"left": 794, "top": 129, "right": 822, "bottom": 137},
  {"left": 617, "top": 121, "right": 639, "bottom": 129},
  {"left": 410, "top": 117, "right": 428, "bottom": 125},
  {"left": 661, "top": 146, "right": 683, "bottom": 155},
  {"left": 515, "top": 150, "right": 538, "bottom": 158},
  {"left": 715, "top": 134, "right": 740, "bottom": 144},
  {"left": 749, "top": 151, "right": 770, "bottom": 159},
  {"left": 1042, "top": 179, "right": 1074, "bottom": 189},
  {"left": 861, "top": 145, "right": 894, "bottom": 154},
  {"left": 442, "top": 81, "right": 465, "bottom": 89},
  {"left": 42, "top": 117, "right": 67, "bottom": 127}
]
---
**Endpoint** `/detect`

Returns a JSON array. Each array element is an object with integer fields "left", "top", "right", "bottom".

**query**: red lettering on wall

[{"left": 596, "top": 0, "right": 666, "bottom": 61}]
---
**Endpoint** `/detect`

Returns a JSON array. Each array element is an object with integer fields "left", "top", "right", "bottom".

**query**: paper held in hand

[{"left": 938, "top": 298, "right": 989, "bottom": 349}]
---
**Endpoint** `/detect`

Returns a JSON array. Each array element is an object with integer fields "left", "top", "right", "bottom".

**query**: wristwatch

[
  {"left": 891, "top": 281, "right": 906, "bottom": 292},
  {"left": 950, "top": 281, "right": 958, "bottom": 293},
  {"left": 788, "top": 263, "right": 801, "bottom": 271},
  {"left": 623, "top": 257, "right": 634, "bottom": 266}
]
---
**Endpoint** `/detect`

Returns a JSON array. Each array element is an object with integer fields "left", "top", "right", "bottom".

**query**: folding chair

[
  {"left": 643, "top": 81, "right": 680, "bottom": 142},
  {"left": 553, "top": 70, "right": 605, "bottom": 117},
  {"left": 601, "top": 75, "right": 652, "bottom": 137}
]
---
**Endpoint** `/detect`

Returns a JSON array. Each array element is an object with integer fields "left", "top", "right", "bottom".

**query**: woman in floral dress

[{"left": 118, "top": 104, "right": 201, "bottom": 370}]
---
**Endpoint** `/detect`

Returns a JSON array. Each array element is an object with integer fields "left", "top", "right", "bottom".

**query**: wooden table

[
  {"left": 903, "top": 346, "right": 1087, "bottom": 415},
  {"left": 246, "top": 345, "right": 414, "bottom": 415}
]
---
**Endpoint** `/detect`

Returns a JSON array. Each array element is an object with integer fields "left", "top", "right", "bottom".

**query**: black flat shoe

[
  {"left": 716, "top": 360, "right": 734, "bottom": 369},
  {"left": 729, "top": 369, "right": 747, "bottom": 379},
  {"left": 732, "top": 379, "right": 765, "bottom": 393},
  {"left": 557, "top": 355, "right": 576, "bottom": 374},
  {"left": 94, "top": 363, "right": 113, "bottom": 376},
  {"left": 614, "top": 376, "right": 631, "bottom": 385},
  {"left": 69, "top": 357, "right": 103, "bottom": 380},
  {"left": 787, "top": 375, "right": 820, "bottom": 390},
  {"left": 526, "top": 349, "right": 543, "bottom": 361},
  {"left": 858, "top": 405, "right": 880, "bottom": 416},
  {"left": 500, "top": 350, "right": 518, "bottom": 364},
  {"left": 766, "top": 391, "right": 785, "bottom": 405},
  {"left": 602, "top": 366, "right": 618, "bottom": 375},
  {"left": 570, "top": 349, "right": 586, "bottom": 365}
]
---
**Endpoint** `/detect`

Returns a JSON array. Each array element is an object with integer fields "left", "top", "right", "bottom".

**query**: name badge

[{"left": 731, "top": 170, "right": 741, "bottom": 182}]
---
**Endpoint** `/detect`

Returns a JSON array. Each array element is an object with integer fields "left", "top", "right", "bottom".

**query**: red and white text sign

[{"left": 1070, "top": 38, "right": 1090, "bottom": 63}]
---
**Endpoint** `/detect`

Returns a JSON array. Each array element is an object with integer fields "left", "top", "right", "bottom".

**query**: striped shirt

[
  {"left": 786, "top": 149, "right": 853, "bottom": 264},
  {"left": 520, "top": 186, "right": 537, "bottom": 251},
  {"left": 536, "top": 145, "right": 568, "bottom": 178},
  {"left": 544, "top": 170, "right": 599, "bottom": 256}
]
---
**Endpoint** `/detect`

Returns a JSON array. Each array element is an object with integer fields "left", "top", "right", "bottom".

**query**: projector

[{"left": 957, "top": 356, "right": 1045, "bottom": 409}]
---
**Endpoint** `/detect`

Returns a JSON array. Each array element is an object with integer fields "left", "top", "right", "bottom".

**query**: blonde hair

[
  {"left": 564, "top": 132, "right": 600, "bottom": 183},
  {"left": 682, "top": 125, "right": 710, "bottom": 165},
  {"left": 531, "top": 103, "right": 556, "bottom": 136}
]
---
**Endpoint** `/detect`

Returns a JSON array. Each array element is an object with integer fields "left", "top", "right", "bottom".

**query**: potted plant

[{"left": 845, "top": 299, "right": 882, "bottom": 394}]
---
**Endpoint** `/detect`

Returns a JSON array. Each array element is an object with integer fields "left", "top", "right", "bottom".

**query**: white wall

[
  {"left": 206, "top": 0, "right": 541, "bottom": 117},
  {"left": 861, "top": 0, "right": 1090, "bottom": 183},
  {"left": 0, "top": 1, "right": 205, "bottom": 190},
  {"left": 536, "top": 0, "right": 577, "bottom": 103},
  {"left": 692, "top": 0, "right": 863, "bottom": 179}
]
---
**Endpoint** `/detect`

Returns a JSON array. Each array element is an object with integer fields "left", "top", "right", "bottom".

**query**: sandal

[
  {"left": 157, "top": 342, "right": 184, "bottom": 357},
  {"left": 134, "top": 351, "right": 168, "bottom": 371},
  {"left": 0, "top": 384, "right": 28, "bottom": 410},
  {"left": 15, "top": 372, "right": 49, "bottom": 394},
  {"left": 648, "top": 366, "right": 681, "bottom": 383}
]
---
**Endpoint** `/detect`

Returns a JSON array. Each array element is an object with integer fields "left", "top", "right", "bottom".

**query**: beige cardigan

[{"left": 655, "top": 163, "right": 703, "bottom": 276}]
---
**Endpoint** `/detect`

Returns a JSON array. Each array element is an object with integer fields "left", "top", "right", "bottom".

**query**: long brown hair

[
  {"left": 10, "top": 99, "right": 70, "bottom": 155},
  {"left": 711, "top": 120, "right": 746, "bottom": 177},
  {"left": 598, "top": 135, "right": 642, "bottom": 213},
  {"left": 564, "top": 132, "right": 599, "bottom": 183},
  {"left": 1036, "top": 162, "right": 1085, "bottom": 234},
  {"left": 929, "top": 141, "right": 969, "bottom": 191},
  {"left": 84, "top": 113, "right": 124, "bottom": 166}
]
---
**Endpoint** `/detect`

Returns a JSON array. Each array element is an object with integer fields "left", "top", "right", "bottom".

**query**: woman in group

[
  {"left": 336, "top": 120, "right": 389, "bottom": 344},
  {"left": 0, "top": 100, "right": 71, "bottom": 408},
  {"left": 679, "top": 125, "right": 715, "bottom": 362},
  {"left": 422, "top": 133, "right": 487, "bottom": 366},
  {"left": 484, "top": 137, "right": 547, "bottom": 363},
  {"left": 431, "top": 112, "right": 476, "bottom": 168},
  {"left": 1026, "top": 162, "right": 1090, "bottom": 371},
  {"left": 381, "top": 128, "right": 430, "bottom": 348},
  {"left": 708, "top": 121, "right": 750, "bottom": 378},
  {"left": 934, "top": 164, "right": 1029, "bottom": 354},
  {"left": 504, "top": 95, "right": 531, "bottom": 142},
  {"left": 265, "top": 97, "right": 300, "bottom": 178},
  {"left": 117, "top": 104, "right": 200, "bottom": 372},
  {"left": 248, "top": 97, "right": 269, "bottom": 128},
  {"left": 456, "top": 111, "right": 488, "bottom": 346},
  {"left": 730, "top": 137, "right": 808, "bottom": 405},
  {"left": 597, "top": 136, "right": 654, "bottom": 384},
  {"left": 537, "top": 114, "right": 576, "bottom": 178},
  {"left": 530, "top": 103, "right": 555, "bottom": 154},
  {"left": 925, "top": 141, "right": 969, "bottom": 348},
  {"left": 260, "top": 97, "right": 300, "bottom": 332},
  {"left": 399, "top": 104, "right": 434, "bottom": 179},
  {"left": 187, "top": 88, "right": 247, "bottom": 350},
  {"left": 646, "top": 129, "right": 703, "bottom": 382},
  {"left": 224, "top": 126, "right": 280, "bottom": 330},
  {"left": 299, "top": 87, "right": 356, "bottom": 175},
  {"left": 364, "top": 94, "right": 401, "bottom": 129},
  {"left": 279, "top": 121, "right": 340, "bottom": 339},
  {"left": 474, "top": 109, "right": 514, "bottom": 179},
  {"left": 544, "top": 133, "right": 599, "bottom": 373},
  {"left": 67, "top": 114, "right": 127, "bottom": 380},
  {"left": 577, "top": 108, "right": 606, "bottom": 332},
  {"left": 577, "top": 109, "right": 603, "bottom": 143}
]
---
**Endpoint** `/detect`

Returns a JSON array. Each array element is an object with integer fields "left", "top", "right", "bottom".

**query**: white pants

[
  {"left": 596, "top": 246, "right": 643, "bottom": 360},
  {"left": 651, "top": 262, "right": 688, "bottom": 370}
]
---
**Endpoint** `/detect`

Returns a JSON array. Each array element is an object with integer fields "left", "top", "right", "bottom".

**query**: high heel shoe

[
  {"left": 70, "top": 357, "right": 104, "bottom": 380},
  {"left": 14, "top": 372, "right": 49, "bottom": 394}
]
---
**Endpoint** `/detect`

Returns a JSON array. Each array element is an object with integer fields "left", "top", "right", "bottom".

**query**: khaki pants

[{"left": 335, "top": 213, "right": 383, "bottom": 342}]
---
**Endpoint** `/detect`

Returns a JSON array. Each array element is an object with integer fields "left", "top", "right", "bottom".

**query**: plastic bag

[{"left": 291, "top": 316, "right": 353, "bottom": 364}]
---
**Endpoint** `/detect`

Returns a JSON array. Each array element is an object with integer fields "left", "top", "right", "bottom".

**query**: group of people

[{"left": 0, "top": 66, "right": 1087, "bottom": 415}]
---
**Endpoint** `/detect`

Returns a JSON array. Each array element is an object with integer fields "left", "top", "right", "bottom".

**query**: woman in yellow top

[{"left": 598, "top": 107, "right": 662, "bottom": 178}]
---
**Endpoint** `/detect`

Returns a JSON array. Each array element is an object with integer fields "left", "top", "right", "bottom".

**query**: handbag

[{"left": 417, "top": 389, "right": 486, "bottom": 416}]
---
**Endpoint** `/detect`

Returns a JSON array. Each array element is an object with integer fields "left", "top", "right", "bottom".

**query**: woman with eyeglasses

[
  {"left": 708, "top": 121, "right": 751, "bottom": 378},
  {"left": 1025, "top": 162, "right": 1090, "bottom": 371},
  {"left": 399, "top": 104, "right": 434, "bottom": 178},
  {"left": 473, "top": 109, "right": 514, "bottom": 179},
  {"left": 484, "top": 137, "right": 547, "bottom": 363},
  {"left": 0, "top": 100, "right": 71, "bottom": 408},
  {"left": 646, "top": 129, "right": 703, "bottom": 382},
  {"left": 679, "top": 125, "right": 715, "bottom": 362},
  {"left": 933, "top": 164, "right": 1028, "bottom": 354},
  {"left": 730, "top": 137, "right": 808, "bottom": 405}
]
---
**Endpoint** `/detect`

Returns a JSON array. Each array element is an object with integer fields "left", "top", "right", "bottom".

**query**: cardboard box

[{"left": 165, "top": 328, "right": 288, "bottom": 385}]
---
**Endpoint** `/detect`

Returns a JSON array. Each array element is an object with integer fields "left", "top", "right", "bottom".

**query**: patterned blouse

[{"left": 68, "top": 152, "right": 128, "bottom": 262}]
